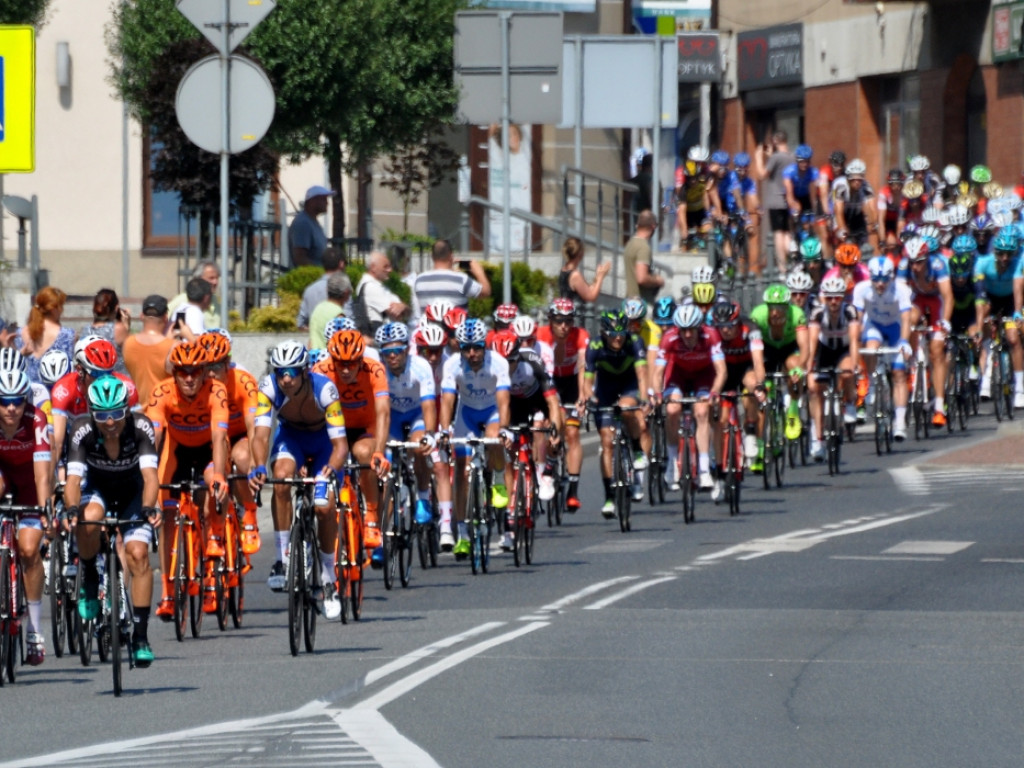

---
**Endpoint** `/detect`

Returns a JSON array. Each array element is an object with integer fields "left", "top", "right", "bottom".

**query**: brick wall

[
  {"left": 984, "top": 64, "right": 1024, "bottom": 182},
  {"left": 918, "top": 68, "right": 948, "bottom": 167}
]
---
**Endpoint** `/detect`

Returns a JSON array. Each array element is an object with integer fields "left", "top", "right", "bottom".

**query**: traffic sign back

[{"left": 177, "top": 0, "right": 276, "bottom": 55}]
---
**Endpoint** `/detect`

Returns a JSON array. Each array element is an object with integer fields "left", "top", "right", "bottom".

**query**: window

[{"left": 880, "top": 74, "right": 920, "bottom": 173}]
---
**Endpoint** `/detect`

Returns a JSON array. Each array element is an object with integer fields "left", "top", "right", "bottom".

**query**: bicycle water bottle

[{"left": 313, "top": 475, "right": 331, "bottom": 507}]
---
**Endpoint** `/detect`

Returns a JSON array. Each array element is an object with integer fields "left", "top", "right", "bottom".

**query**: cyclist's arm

[
  {"left": 373, "top": 393, "right": 390, "bottom": 456},
  {"left": 795, "top": 325, "right": 810, "bottom": 372},
  {"left": 1014, "top": 275, "right": 1024, "bottom": 316},
  {"left": 751, "top": 345, "right": 767, "bottom": 385},
  {"left": 51, "top": 410, "right": 68, "bottom": 471},
  {"left": 141, "top": 465, "right": 159, "bottom": 509},
  {"left": 581, "top": 372, "right": 594, "bottom": 403},
  {"left": 939, "top": 279, "right": 954, "bottom": 324},
  {"left": 64, "top": 473, "right": 82, "bottom": 510},
  {"left": 211, "top": 428, "right": 229, "bottom": 480},
  {"left": 807, "top": 323, "right": 821, "bottom": 371},
  {"left": 250, "top": 425, "right": 270, "bottom": 469},
  {"left": 783, "top": 177, "right": 798, "bottom": 213},
  {"left": 833, "top": 197, "right": 848, "bottom": 238},
  {"left": 496, "top": 388, "right": 511, "bottom": 429},
  {"left": 439, "top": 391, "right": 456, "bottom": 432},
  {"left": 420, "top": 397, "right": 438, "bottom": 434},
  {"left": 864, "top": 198, "right": 881, "bottom": 251},
  {"left": 327, "top": 434, "right": 348, "bottom": 475},
  {"left": 34, "top": 456, "right": 52, "bottom": 514},
  {"left": 544, "top": 391, "right": 562, "bottom": 434},
  {"left": 711, "top": 357, "right": 727, "bottom": 396}
]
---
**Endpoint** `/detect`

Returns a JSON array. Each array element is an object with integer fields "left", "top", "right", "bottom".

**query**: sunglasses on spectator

[{"left": 93, "top": 408, "right": 127, "bottom": 422}]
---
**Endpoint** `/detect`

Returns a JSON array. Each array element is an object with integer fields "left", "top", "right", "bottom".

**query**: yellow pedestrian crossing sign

[{"left": 0, "top": 27, "right": 35, "bottom": 173}]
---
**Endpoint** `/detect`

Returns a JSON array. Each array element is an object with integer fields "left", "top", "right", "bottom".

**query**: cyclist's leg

[
  {"left": 807, "top": 368, "right": 824, "bottom": 442},
  {"left": 664, "top": 391, "right": 683, "bottom": 484},
  {"left": 16, "top": 507, "right": 45, "bottom": 647},
  {"left": 229, "top": 435, "right": 259, "bottom": 553},
  {"left": 564, "top": 405, "right": 583, "bottom": 506},
  {"left": 350, "top": 434, "right": 380, "bottom": 548},
  {"left": 75, "top": 494, "right": 106, "bottom": 615},
  {"left": 121, "top": 495, "right": 154, "bottom": 658}
]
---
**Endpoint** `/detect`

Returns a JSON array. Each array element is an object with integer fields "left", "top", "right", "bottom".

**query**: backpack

[{"left": 350, "top": 278, "right": 379, "bottom": 337}]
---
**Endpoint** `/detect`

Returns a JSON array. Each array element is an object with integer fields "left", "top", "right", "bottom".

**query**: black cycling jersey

[
  {"left": 809, "top": 303, "right": 858, "bottom": 352},
  {"left": 66, "top": 412, "right": 159, "bottom": 503}
]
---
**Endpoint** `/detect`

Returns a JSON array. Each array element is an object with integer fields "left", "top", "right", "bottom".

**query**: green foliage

[
  {"left": 380, "top": 230, "right": 435, "bottom": 248},
  {"left": 0, "top": 0, "right": 53, "bottom": 28},
  {"left": 244, "top": 294, "right": 300, "bottom": 332},
  {"left": 468, "top": 262, "right": 553, "bottom": 319},
  {"left": 277, "top": 266, "right": 324, "bottom": 297}
]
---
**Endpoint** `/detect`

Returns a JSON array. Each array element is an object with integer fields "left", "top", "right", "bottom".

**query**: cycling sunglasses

[
  {"left": 93, "top": 407, "right": 127, "bottom": 422},
  {"left": 418, "top": 345, "right": 444, "bottom": 354},
  {"left": 550, "top": 317, "right": 573, "bottom": 325},
  {"left": 459, "top": 343, "right": 485, "bottom": 352},
  {"left": 274, "top": 366, "right": 304, "bottom": 379},
  {"left": 0, "top": 396, "right": 25, "bottom": 408},
  {"left": 174, "top": 366, "right": 204, "bottom": 378},
  {"left": 380, "top": 346, "right": 406, "bottom": 357}
]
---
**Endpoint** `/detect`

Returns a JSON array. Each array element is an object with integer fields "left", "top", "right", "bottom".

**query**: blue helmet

[
  {"left": 950, "top": 234, "right": 977, "bottom": 256},
  {"left": 733, "top": 152, "right": 751, "bottom": 168},
  {"left": 794, "top": 144, "right": 813, "bottom": 161},
  {"left": 711, "top": 150, "right": 730, "bottom": 166},
  {"left": 993, "top": 228, "right": 1019, "bottom": 253},
  {"left": 653, "top": 297, "right": 676, "bottom": 326},
  {"left": 868, "top": 256, "right": 895, "bottom": 282}
]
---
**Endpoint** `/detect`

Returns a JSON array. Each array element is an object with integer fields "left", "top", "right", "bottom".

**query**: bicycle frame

[
  {"left": 160, "top": 478, "right": 207, "bottom": 642},
  {"left": 449, "top": 436, "right": 502, "bottom": 573}
]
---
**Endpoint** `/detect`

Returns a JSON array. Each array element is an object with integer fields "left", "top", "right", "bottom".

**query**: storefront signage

[
  {"left": 677, "top": 32, "right": 720, "bottom": 82},
  {"left": 737, "top": 23, "right": 802, "bottom": 91},
  {"left": 993, "top": 1, "right": 1024, "bottom": 63}
]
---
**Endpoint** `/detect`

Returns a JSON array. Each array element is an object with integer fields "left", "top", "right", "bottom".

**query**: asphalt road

[{"left": 3, "top": 411, "right": 1024, "bottom": 767}]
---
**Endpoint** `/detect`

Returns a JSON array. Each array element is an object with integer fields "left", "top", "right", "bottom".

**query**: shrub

[
  {"left": 245, "top": 293, "right": 301, "bottom": 331},
  {"left": 276, "top": 266, "right": 323, "bottom": 297},
  {"left": 469, "top": 261, "right": 553, "bottom": 319}
]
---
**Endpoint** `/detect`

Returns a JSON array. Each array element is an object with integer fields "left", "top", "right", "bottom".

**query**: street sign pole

[
  {"left": 220, "top": 0, "right": 230, "bottom": 329},
  {"left": 500, "top": 12, "right": 512, "bottom": 305}
]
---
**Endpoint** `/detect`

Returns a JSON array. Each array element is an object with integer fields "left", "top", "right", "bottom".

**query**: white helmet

[
  {"left": 511, "top": 315, "right": 536, "bottom": 340},
  {"left": 945, "top": 204, "right": 971, "bottom": 227},
  {"left": 687, "top": 145, "right": 709, "bottom": 163},
  {"left": 414, "top": 324, "right": 447, "bottom": 348},
  {"left": 943, "top": 164, "right": 961, "bottom": 186},
  {"left": 819, "top": 276, "right": 847, "bottom": 297},
  {"left": 868, "top": 256, "right": 895, "bottom": 281},
  {"left": 269, "top": 340, "right": 308, "bottom": 369},
  {"left": 845, "top": 159, "right": 867, "bottom": 178},
  {"left": 691, "top": 265, "right": 716, "bottom": 284},
  {"left": 0, "top": 348, "right": 26, "bottom": 373},
  {"left": 908, "top": 155, "right": 930, "bottom": 172},
  {"left": 73, "top": 333, "right": 104, "bottom": 361},
  {"left": 673, "top": 304, "right": 704, "bottom": 329},
  {"left": 786, "top": 271, "right": 814, "bottom": 292},
  {"left": 921, "top": 205, "right": 942, "bottom": 224},
  {"left": 38, "top": 349, "right": 70, "bottom": 385},
  {"left": 0, "top": 369, "right": 30, "bottom": 400}
]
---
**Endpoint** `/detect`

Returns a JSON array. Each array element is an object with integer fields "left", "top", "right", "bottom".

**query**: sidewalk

[{"left": 914, "top": 417, "right": 1024, "bottom": 469}]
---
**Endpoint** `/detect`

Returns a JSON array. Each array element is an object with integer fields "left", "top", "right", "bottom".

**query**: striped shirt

[{"left": 413, "top": 269, "right": 483, "bottom": 309}]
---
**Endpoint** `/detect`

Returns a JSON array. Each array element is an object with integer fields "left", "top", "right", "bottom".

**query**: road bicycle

[
  {"left": 507, "top": 424, "right": 552, "bottom": 567},
  {"left": 160, "top": 476, "right": 208, "bottom": 642},
  {"left": 986, "top": 316, "right": 1015, "bottom": 423},
  {"left": 787, "top": 383, "right": 810, "bottom": 468},
  {"left": 672, "top": 397, "right": 701, "bottom": 525},
  {"left": 545, "top": 441, "right": 567, "bottom": 527},
  {"left": 944, "top": 333, "right": 975, "bottom": 432},
  {"left": 761, "top": 372, "right": 788, "bottom": 489},
  {"left": 0, "top": 498, "right": 41, "bottom": 685},
  {"left": 815, "top": 368, "right": 845, "bottom": 476},
  {"left": 718, "top": 391, "right": 744, "bottom": 516},
  {"left": 449, "top": 435, "right": 502, "bottom": 573},
  {"left": 646, "top": 402, "right": 668, "bottom": 506},
  {"left": 48, "top": 482, "right": 79, "bottom": 659},
  {"left": 861, "top": 347, "right": 899, "bottom": 456},
  {"left": 712, "top": 212, "right": 748, "bottom": 293},
  {"left": 210, "top": 474, "right": 248, "bottom": 632},
  {"left": 588, "top": 405, "right": 642, "bottom": 533},
  {"left": 337, "top": 455, "right": 371, "bottom": 621},
  {"left": 381, "top": 438, "right": 423, "bottom": 590},
  {"left": 908, "top": 322, "right": 933, "bottom": 440}
]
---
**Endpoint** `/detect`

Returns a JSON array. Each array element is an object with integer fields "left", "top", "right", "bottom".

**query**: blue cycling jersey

[
  {"left": 721, "top": 171, "right": 756, "bottom": 215},
  {"left": 973, "top": 253, "right": 1024, "bottom": 299},
  {"left": 782, "top": 164, "right": 820, "bottom": 201}
]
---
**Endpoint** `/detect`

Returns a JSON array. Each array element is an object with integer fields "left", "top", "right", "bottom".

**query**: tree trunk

[{"left": 326, "top": 132, "right": 344, "bottom": 243}]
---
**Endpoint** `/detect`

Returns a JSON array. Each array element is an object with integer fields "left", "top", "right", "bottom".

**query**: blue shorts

[
  {"left": 390, "top": 409, "right": 426, "bottom": 441},
  {"left": 862, "top": 321, "right": 906, "bottom": 371},
  {"left": 453, "top": 405, "right": 499, "bottom": 457},
  {"left": 271, "top": 424, "right": 335, "bottom": 473}
]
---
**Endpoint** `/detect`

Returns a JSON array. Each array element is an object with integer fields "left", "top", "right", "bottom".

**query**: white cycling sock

[
  {"left": 698, "top": 453, "right": 710, "bottom": 474},
  {"left": 1015, "top": 371, "right": 1023, "bottom": 393},
  {"left": 439, "top": 501, "right": 453, "bottom": 528},
  {"left": 321, "top": 552, "right": 335, "bottom": 587},
  {"left": 27, "top": 599, "right": 41, "bottom": 634},
  {"left": 895, "top": 406, "right": 907, "bottom": 427},
  {"left": 934, "top": 397, "right": 944, "bottom": 412},
  {"left": 666, "top": 444, "right": 679, "bottom": 481},
  {"left": 276, "top": 531, "right": 289, "bottom": 562}
]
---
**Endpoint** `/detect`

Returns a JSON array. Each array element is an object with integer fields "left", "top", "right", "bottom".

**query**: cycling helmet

[
  {"left": 653, "top": 297, "right": 676, "bottom": 326},
  {"left": 691, "top": 264, "right": 716, "bottom": 284},
  {"left": 87, "top": 376, "right": 129, "bottom": 412},
  {"left": 206, "top": 327, "right": 232, "bottom": 341},
  {"left": 442, "top": 306, "right": 468, "bottom": 331},
  {"left": 868, "top": 256, "right": 895, "bottom": 281},
  {"left": 692, "top": 282, "right": 716, "bottom": 305},
  {"left": 0, "top": 369, "right": 30, "bottom": 401},
  {"left": 197, "top": 331, "right": 231, "bottom": 364},
  {"left": 845, "top": 159, "right": 867, "bottom": 178},
  {"left": 269, "top": 339, "right": 308, "bottom": 370},
  {"left": 168, "top": 340, "right": 208, "bottom": 369},
  {"left": 622, "top": 298, "right": 647, "bottom": 321},
  {"left": 0, "top": 348, "right": 25, "bottom": 373},
  {"left": 786, "top": 271, "right": 814, "bottom": 292},
  {"left": 710, "top": 301, "right": 741, "bottom": 328},
  {"left": 687, "top": 145, "right": 709, "bottom": 163},
  {"left": 984, "top": 182, "right": 1005, "bottom": 201},
  {"left": 902, "top": 180, "right": 924, "bottom": 200},
  {"left": 991, "top": 210, "right": 1017, "bottom": 228},
  {"left": 820, "top": 276, "right": 847, "bottom": 297},
  {"left": 673, "top": 304, "right": 704, "bottom": 329},
  {"left": 971, "top": 212, "right": 996, "bottom": 233},
  {"left": 414, "top": 324, "right": 447, "bottom": 349},
  {"left": 455, "top": 318, "right": 488, "bottom": 346},
  {"left": 993, "top": 229, "right": 1020, "bottom": 253},
  {"left": 834, "top": 242, "right": 862, "bottom": 266},
  {"left": 1004, "top": 193, "right": 1023, "bottom": 211},
  {"left": 488, "top": 329, "right": 520, "bottom": 360},
  {"left": 763, "top": 284, "right": 791, "bottom": 305},
  {"left": 307, "top": 348, "right": 330, "bottom": 368},
  {"left": 887, "top": 168, "right": 906, "bottom": 185},
  {"left": 829, "top": 150, "right": 847, "bottom": 167},
  {"left": 510, "top": 315, "right": 537, "bottom": 340},
  {"left": 79, "top": 339, "right": 118, "bottom": 374},
  {"left": 943, "top": 164, "right": 962, "bottom": 186},
  {"left": 947, "top": 251, "right": 974, "bottom": 278},
  {"left": 945, "top": 204, "right": 971, "bottom": 227},
  {"left": 493, "top": 303, "right": 519, "bottom": 325},
  {"left": 599, "top": 309, "right": 628, "bottom": 336},
  {"left": 424, "top": 300, "right": 455, "bottom": 324},
  {"left": 323, "top": 316, "right": 357, "bottom": 342},
  {"left": 908, "top": 155, "right": 930, "bottom": 172},
  {"left": 711, "top": 150, "right": 730, "bottom": 166},
  {"left": 794, "top": 144, "right": 813, "bottom": 161},
  {"left": 734, "top": 152, "right": 751, "bottom": 169},
  {"left": 970, "top": 165, "right": 992, "bottom": 184},
  {"left": 904, "top": 237, "right": 931, "bottom": 262},
  {"left": 548, "top": 298, "right": 575, "bottom": 318},
  {"left": 72, "top": 334, "right": 104, "bottom": 367},
  {"left": 38, "top": 349, "right": 70, "bottom": 385},
  {"left": 800, "top": 237, "right": 824, "bottom": 261},
  {"left": 951, "top": 234, "right": 978, "bottom": 255},
  {"left": 327, "top": 330, "right": 366, "bottom": 362},
  {"left": 374, "top": 322, "right": 409, "bottom": 347},
  {"left": 921, "top": 205, "right": 942, "bottom": 224}
]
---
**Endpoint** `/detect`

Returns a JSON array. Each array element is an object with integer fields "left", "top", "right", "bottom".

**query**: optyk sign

[{"left": 737, "top": 23, "right": 802, "bottom": 91}]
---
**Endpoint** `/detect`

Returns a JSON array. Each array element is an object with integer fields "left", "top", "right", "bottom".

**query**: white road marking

[
  {"left": 830, "top": 555, "right": 945, "bottom": 562},
  {"left": 578, "top": 538, "right": 667, "bottom": 554},
  {"left": 364, "top": 621, "right": 506, "bottom": 687},
  {"left": 539, "top": 575, "right": 640, "bottom": 612},
  {"left": 328, "top": 709, "right": 442, "bottom": 767},
  {"left": 583, "top": 576, "right": 678, "bottom": 610},
  {"left": 890, "top": 466, "right": 929, "bottom": 495},
  {"left": 883, "top": 540, "right": 974, "bottom": 555},
  {"left": 981, "top": 558, "right": 1024, "bottom": 564}
]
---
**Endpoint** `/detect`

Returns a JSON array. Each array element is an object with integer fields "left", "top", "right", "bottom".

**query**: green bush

[
  {"left": 245, "top": 293, "right": 301, "bottom": 331},
  {"left": 379, "top": 229, "right": 435, "bottom": 248},
  {"left": 469, "top": 261, "right": 553, "bottom": 319},
  {"left": 276, "top": 266, "right": 323, "bottom": 297}
]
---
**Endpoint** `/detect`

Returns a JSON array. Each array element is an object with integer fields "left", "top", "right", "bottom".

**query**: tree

[
  {"left": 380, "top": 129, "right": 462, "bottom": 233},
  {"left": 108, "top": 0, "right": 466, "bottom": 240},
  {"left": 0, "top": 0, "right": 53, "bottom": 27}
]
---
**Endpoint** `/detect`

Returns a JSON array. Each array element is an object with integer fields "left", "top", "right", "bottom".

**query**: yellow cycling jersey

[{"left": 637, "top": 319, "right": 662, "bottom": 352}]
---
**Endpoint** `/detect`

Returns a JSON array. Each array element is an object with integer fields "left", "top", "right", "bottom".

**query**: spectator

[
  {"left": 559, "top": 236, "right": 610, "bottom": 305},
  {"left": 353, "top": 251, "right": 409, "bottom": 336},
  {"left": 10, "top": 286, "right": 76, "bottom": 385},
  {"left": 122, "top": 294, "right": 177, "bottom": 407},
  {"left": 309, "top": 272, "right": 353, "bottom": 350},
  {"left": 289, "top": 185, "right": 332, "bottom": 268},
  {"left": 167, "top": 260, "right": 222, "bottom": 328},
  {"left": 623, "top": 210, "right": 663, "bottom": 303},
  {"left": 753, "top": 130, "right": 794, "bottom": 273},
  {"left": 631, "top": 152, "right": 653, "bottom": 216},
  {"left": 297, "top": 246, "right": 347, "bottom": 329},
  {"left": 81, "top": 288, "right": 131, "bottom": 374},
  {"left": 168, "top": 277, "right": 212, "bottom": 341},
  {"left": 413, "top": 239, "right": 490, "bottom": 310}
]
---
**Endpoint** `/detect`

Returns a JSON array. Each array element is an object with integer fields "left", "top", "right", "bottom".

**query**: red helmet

[
  {"left": 488, "top": 329, "right": 520, "bottom": 360},
  {"left": 443, "top": 306, "right": 468, "bottom": 331},
  {"left": 78, "top": 339, "right": 118, "bottom": 374},
  {"left": 493, "top": 303, "right": 519, "bottom": 324}
]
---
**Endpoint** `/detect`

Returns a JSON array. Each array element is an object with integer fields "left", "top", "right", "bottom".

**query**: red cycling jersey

[
  {"left": 658, "top": 326, "right": 724, "bottom": 387},
  {"left": 50, "top": 371, "right": 139, "bottom": 418},
  {"left": 0, "top": 406, "right": 50, "bottom": 505},
  {"left": 536, "top": 325, "right": 590, "bottom": 379}
]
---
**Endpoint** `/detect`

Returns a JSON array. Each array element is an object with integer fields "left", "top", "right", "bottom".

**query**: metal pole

[
  {"left": 700, "top": 82, "right": 711, "bottom": 152},
  {"left": 219, "top": 0, "right": 231, "bottom": 328},
  {"left": 501, "top": 11, "right": 512, "bottom": 305},
  {"left": 29, "top": 196, "right": 39, "bottom": 289},
  {"left": 16, "top": 219, "right": 25, "bottom": 269},
  {"left": 574, "top": 36, "right": 583, "bottom": 231},
  {"left": 651, "top": 39, "right": 662, "bottom": 253},
  {"left": 121, "top": 0, "right": 130, "bottom": 299}
]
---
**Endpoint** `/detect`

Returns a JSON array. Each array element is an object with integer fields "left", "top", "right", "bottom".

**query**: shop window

[
  {"left": 142, "top": 130, "right": 181, "bottom": 252},
  {"left": 881, "top": 74, "right": 920, "bottom": 173}
]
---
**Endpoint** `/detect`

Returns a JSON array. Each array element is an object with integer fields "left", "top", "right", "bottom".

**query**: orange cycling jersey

[
  {"left": 146, "top": 377, "right": 230, "bottom": 447},
  {"left": 222, "top": 366, "right": 258, "bottom": 438},
  {"left": 313, "top": 357, "right": 389, "bottom": 430}
]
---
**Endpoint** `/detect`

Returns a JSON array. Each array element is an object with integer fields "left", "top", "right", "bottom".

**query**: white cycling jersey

[
  {"left": 255, "top": 370, "right": 346, "bottom": 441},
  {"left": 851, "top": 280, "right": 912, "bottom": 328},
  {"left": 441, "top": 350, "right": 510, "bottom": 411},
  {"left": 386, "top": 354, "right": 436, "bottom": 414}
]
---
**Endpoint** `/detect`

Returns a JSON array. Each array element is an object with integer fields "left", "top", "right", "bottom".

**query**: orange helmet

[
  {"left": 327, "top": 330, "right": 365, "bottom": 362},
  {"left": 197, "top": 332, "right": 231, "bottom": 364},
  {"left": 168, "top": 341, "right": 208, "bottom": 369},
  {"left": 834, "top": 242, "right": 861, "bottom": 266}
]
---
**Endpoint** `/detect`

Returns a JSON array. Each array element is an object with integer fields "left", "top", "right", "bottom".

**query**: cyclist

[
  {"left": 833, "top": 159, "right": 879, "bottom": 252},
  {"left": 196, "top": 330, "right": 260, "bottom": 555},
  {"left": 972, "top": 212, "right": 997, "bottom": 256},
  {"left": 787, "top": 271, "right": 819, "bottom": 317},
  {"left": 583, "top": 309, "right": 651, "bottom": 517},
  {"left": 783, "top": 144, "right": 820, "bottom": 220},
  {"left": 709, "top": 300, "right": 765, "bottom": 472},
  {"left": 489, "top": 330, "right": 563, "bottom": 549},
  {"left": 852, "top": 256, "right": 913, "bottom": 440},
  {"left": 623, "top": 298, "right": 661, "bottom": 369},
  {"left": 322, "top": 315, "right": 380, "bottom": 363},
  {"left": 65, "top": 377, "right": 160, "bottom": 667},
  {"left": 147, "top": 341, "right": 230, "bottom": 617},
  {"left": 676, "top": 146, "right": 713, "bottom": 252},
  {"left": 897, "top": 236, "right": 954, "bottom": 426},
  {"left": 974, "top": 228, "right": 1024, "bottom": 407},
  {"left": 948, "top": 236, "right": 982, "bottom": 338},
  {"left": 716, "top": 151, "right": 761, "bottom": 276},
  {"left": 749, "top": 285, "right": 810, "bottom": 442},
  {"left": 687, "top": 265, "right": 727, "bottom": 317},
  {"left": 799, "top": 237, "right": 826, "bottom": 291},
  {"left": 654, "top": 304, "right": 726, "bottom": 497},
  {"left": 823, "top": 242, "right": 870, "bottom": 300},
  {"left": 438, "top": 318, "right": 511, "bottom": 558},
  {"left": 816, "top": 149, "right": 847, "bottom": 259},
  {"left": 249, "top": 340, "right": 348, "bottom": 619},
  {"left": 487, "top": 303, "right": 520, "bottom": 345},
  {"left": 939, "top": 165, "right": 963, "bottom": 207},
  {"left": 376, "top": 322, "right": 438, "bottom": 534},
  {"left": 0, "top": 348, "right": 54, "bottom": 429},
  {"left": 535, "top": 298, "right": 589, "bottom": 510},
  {"left": 315, "top": 330, "right": 392, "bottom": 566},
  {"left": 510, "top": 315, "right": 555, "bottom": 376},
  {"left": 908, "top": 155, "right": 941, "bottom": 200},
  {"left": 807, "top": 276, "right": 861, "bottom": 461},
  {"left": 0, "top": 369, "right": 52, "bottom": 666},
  {"left": 877, "top": 168, "right": 907, "bottom": 246},
  {"left": 901, "top": 180, "right": 928, "bottom": 229}
]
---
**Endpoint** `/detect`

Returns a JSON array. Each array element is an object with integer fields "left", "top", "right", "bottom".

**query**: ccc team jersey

[{"left": 146, "top": 377, "right": 230, "bottom": 447}]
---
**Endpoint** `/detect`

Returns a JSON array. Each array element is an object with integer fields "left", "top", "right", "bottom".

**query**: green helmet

[
  {"left": 800, "top": 237, "right": 823, "bottom": 261},
  {"left": 970, "top": 165, "right": 992, "bottom": 184},
  {"left": 88, "top": 375, "right": 129, "bottom": 412},
  {"left": 600, "top": 309, "right": 628, "bottom": 335},
  {"left": 763, "top": 284, "right": 791, "bottom": 305}
]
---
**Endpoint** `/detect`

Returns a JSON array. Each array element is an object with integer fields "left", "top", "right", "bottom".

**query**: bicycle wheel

[
  {"left": 65, "top": 551, "right": 79, "bottom": 656},
  {"left": 398, "top": 482, "right": 414, "bottom": 587},
  {"left": 681, "top": 437, "right": 695, "bottom": 524},
  {"left": 172, "top": 520, "right": 188, "bottom": 642},
  {"left": 944, "top": 371, "right": 956, "bottom": 434},
  {"left": 827, "top": 403, "right": 840, "bottom": 476},
  {"left": 1003, "top": 351, "right": 1015, "bottom": 420},
  {"left": 214, "top": 557, "right": 228, "bottom": 632},
  {"left": 380, "top": 482, "right": 398, "bottom": 591},
  {"left": 648, "top": 417, "right": 664, "bottom": 506},
  {"left": 762, "top": 410, "right": 773, "bottom": 490},
  {"left": 725, "top": 428, "right": 740, "bottom": 517},
  {"left": 525, "top": 484, "right": 536, "bottom": 564},
  {"left": 799, "top": 397, "right": 810, "bottom": 466},
  {"left": 188, "top": 532, "right": 204, "bottom": 640},
  {"left": 0, "top": 551, "right": 9, "bottom": 686},
  {"left": 286, "top": 520, "right": 303, "bottom": 656},
  {"left": 0, "top": 619, "right": 6, "bottom": 688},
  {"left": 513, "top": 472, "right": 526, "bottom": 567},
  {"left": 97, "top": 567, "right": 110, "bottom": 665},
  {"left": 616, "top": 437, "right": 632, "bottom": 533},
  {"left": 992, "top": 351, "right": 1004, "bottom": 422},
  {"left": 348, "top": 505, "right": 365, "bottom": 618},
  {"left": 773, "top": 412, "right": 786, "bottom": 488},
  {"left": 49, "top": 536, "right": 67, "bottom": 658},
  {"left": 109, "top": 549, "right": 122, "bottom": 697},
  {"left": 303, "top": 536, "right": 318, "bottom": 654},
  {"left": 229, "top": 564, "right": 244, "bottom": 629},
  {"left": 226, "top": 515, "right": 243, "bottom": 629}
]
